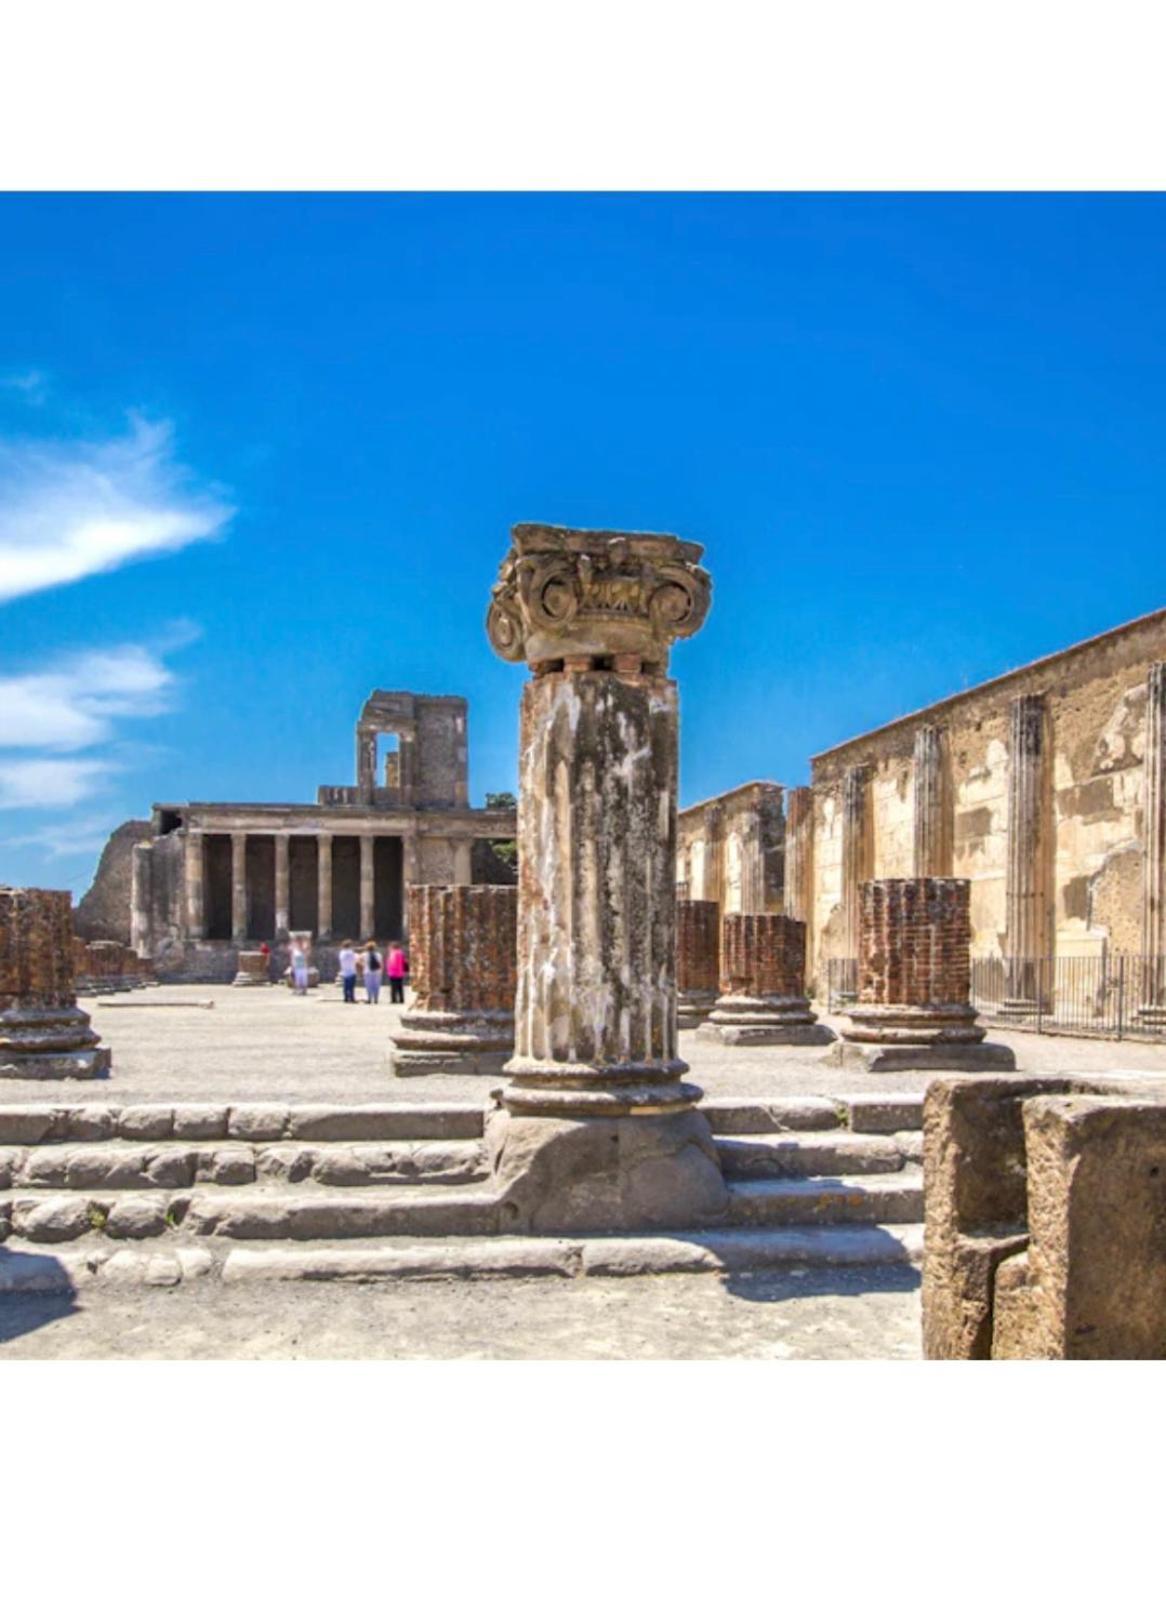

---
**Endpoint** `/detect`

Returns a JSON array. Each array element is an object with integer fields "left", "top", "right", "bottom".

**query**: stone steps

[
  {"left": 0, "top": 1224, "right": 925, "bottom": 1290},
  {"left": 0, "top": 1184, "right": 502, "bottom": 1244},
  {"left": 0, "top": 1138, "right": 487, "bottom": 1191},
  {"left": 0, "top": 1102, "right": 485, "bottom": 1146},
  {"left": 715, "top": 1131, "right": 905, "bottom": 1178},
  {"left": 726, "top": 1171, "right": 925, "bottom": 1227}
]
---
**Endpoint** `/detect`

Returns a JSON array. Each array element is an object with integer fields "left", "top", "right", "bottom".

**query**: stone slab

[
  {"left": 700, "top": 1097, "right": 843, "bottom": 1134},
  {"left": 843, "top": 1095, "right": 926, "bottom": 1133},
  {"left": 693, "top": 1022, "right": 835, "bottom": 1047},
  {"left": 830, "top": 1040, "right": 1017, "bottom": 1073}
]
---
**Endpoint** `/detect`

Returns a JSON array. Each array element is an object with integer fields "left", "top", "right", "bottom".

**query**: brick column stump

[
  {"left": 834, "top": 878, "right": 1015, "bottom": 1072},
  {"left": 676, "top": 899, "right": 720, "bottom": 1027},
  {"left": 697, "top": 913, "right": 832, "bottom": 1045},
  {"left": 233, "top": 949, "right": 271, "bottom": 987},
  {"left": 0, "top": 888, "right": 110, "bottom": 1080},
  {"left": 389, "top": 885, "right": 517, "bottom": 1076}
]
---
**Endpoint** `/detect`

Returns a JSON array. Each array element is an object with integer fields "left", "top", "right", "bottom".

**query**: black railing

[{"left": 822, "top": 953, "right": 1166, "bottom": 1040}]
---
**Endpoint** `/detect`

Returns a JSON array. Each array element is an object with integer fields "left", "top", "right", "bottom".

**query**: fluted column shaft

[
  {"left": 359, "top": 835, "right": 375, "bottom": 940},
  {"left": 785, "top": 786, "right": 813, "bottom": 924},
  {"left": 185, "top": 831, "right": 205, "bottom": 940},
  {"left": 274, "top": 833, "right": 290, "bottom": 940},
  {"left": 231, "top": 833, "right": 248, "bottom": 943},
  {"left": 1142, "top": 663, "right": 1166, "bottom": 1008},
  {"left": 316, "top": 833, "right": 333, "bottom": 940},
  {"left": 840, "top": 765, "right": 870, "bottom": 962},
  {"left": 1005, "top": 695, "right": 1047, "bottom": 1003},
  {"left": 913, "top": 724, "right": 949, "bottom": 877}
]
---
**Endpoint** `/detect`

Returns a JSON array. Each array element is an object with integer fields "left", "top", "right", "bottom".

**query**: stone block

[
  {"left": 205, "top": 1148, "right": 257, "bottom": 1185},
  {"left": 173, "top": 1105, "right": 229, "bottom": 1139},
  {"left": 227, "top": 1105, "right": 290, "bottom": 1141},
  {"left": 143, "top": 1148, "right": 197, "bottom": 1188},
  {"left": 119, "top": 1105, "right": 176, "bottom": 1139},
  {"left": 13, "top": 1194, "right": 96, "bottom": 1242},
  {"left": 0, "top": 1107, "right": 58, "bottom": 1144},
  {"left": 104, "top": 1195, "right": 168, "bottom": 1239},
  {"left": 831, "top": 1039, "right": 1017, "bottom": 1073}
]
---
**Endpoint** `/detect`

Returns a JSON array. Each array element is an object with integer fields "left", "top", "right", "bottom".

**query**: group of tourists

[{"left": 337, "top": 939, "right": 409, "bottom": 1005}]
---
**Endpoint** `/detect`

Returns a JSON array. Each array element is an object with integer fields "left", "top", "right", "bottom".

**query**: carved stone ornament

[{"left": 486, "top": 522, "right": 711, "bottom": 668}]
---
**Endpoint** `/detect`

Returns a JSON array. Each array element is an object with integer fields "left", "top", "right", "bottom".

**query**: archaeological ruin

[
  {"left": 698, "top": 912, "right": 829, "bottom": 1045},
  {"left": 0, "top": 887, "right": 110, "bottom": 1080},
  {"left": 483, "top": 521, "right": 730, "bottom": 1232},
  {"left": 83, "top": 690, "right": 516, "bottom": 980}
]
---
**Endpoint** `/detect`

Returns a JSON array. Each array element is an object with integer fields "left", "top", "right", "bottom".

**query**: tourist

[
  {"left": 290, "top": 934, "right": 311, "bottom": 995},
  {"left": 386, "top": 940, "right": 408, "bottom": 1003},
  {"left": 338, "top": 939, "right": 357, "bottom": 1003},
  {"left": 259, "top": 940, "right": 271, "bottom": 965},
  {"left": 363, "top": 939, "right": 383, "bottom": 1004}
]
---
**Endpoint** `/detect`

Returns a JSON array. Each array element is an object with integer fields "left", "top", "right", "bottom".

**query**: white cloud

[
  {"left": 0, "top": 643, "right": 176, "bottom": 751},
  {"left": 0, "top": 414, "right": 232, "bottom": 603},
  {"left": 3, "top": 813, "right": 119, "bottom": 859},
  {"left": 0, "top": 757, "right": 111, "bottom": 810},
  {"left": 2, "top": 370, "right": 48, "bottom": 404}
]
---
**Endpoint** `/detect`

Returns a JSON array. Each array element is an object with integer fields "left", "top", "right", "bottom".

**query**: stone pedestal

[
  {"left": 389, "top": 884, "right": 517, "bottom": 1076},
  {"left": 833, "top": 877, "right": 1015, "bottom": 1072},
  {"left": 698, "top": 913, "right": 831, "bottom": 1045},
  {"left": 233, "top": 949, "right": 270, "bottom": 987},
  {"left": 676, "top": 899, "right": 719, "bottom": 1027},
  {"left": 484, "top": 523, "right": 727, "bottom": 1234},
  {"left": 0, "top": 888, "right": 110, "bottom": 1080}
]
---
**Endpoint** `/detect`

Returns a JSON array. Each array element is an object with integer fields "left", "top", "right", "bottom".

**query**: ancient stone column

[
  {"left": 231, "top": 832, "right": 248, "bottom": 943},
  {"left": 840, "top": 764, "right": 871, "bottom": 963},
  {"left": 184, "top": 830, "right": 205, "bottom": 940},
  {"left": 837, "top": 877, "right": 1014, "bottom": 1072},
  {"left": 1140, "top": 662, "right": 1166, "bottom": 1021},
  {"left": 702, "top": 803, "right": 725, "bottom": 907},
  {"left": 131, "top": 842, "right": 153, "bottom": 958},
  {"left": 0, "top": 888, "right": 110, "bottom": 1079},
  {"left": 317, "top": 832, "right": 333, "bottom": 941},
  {"left": 1004, "top": 694, "right": 1048, "bottom": 1012},
  {"left": 484, "top": 522, "right": 727, "bottom": 1233},
  {"left": 359, "top": 834, "right": 375, "bottom": 940},
  {"left": 913, "top": 724, "right": 950, "bottom": 877},
  {"left": 699, "top": 913, "right": 830, "bottom": 1045},
  {"left": 784, "top": 786, "right": 813, "bottom": 924},
  {"left": 676, "top": 898, "right": 720, "bottom": 1027},
  {"left": 274, "top": 833, "right": 290, "bottom": 940},
  {"left": 356, "top": 728, "right": 377, "bottom": 801},
  {"left": 389, "top": 885, "right": 517, "bottom": 1075},
  {"left": 401, "top": 836, "right": 420, "bottom": 938}
]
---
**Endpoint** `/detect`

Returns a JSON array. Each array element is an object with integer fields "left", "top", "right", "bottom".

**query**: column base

[
  {"left": 832, "top": 1004, "right": 1015, "bottom": 1071},
  {"left": 499, "top": 1055, "right": 700, "bottom": 1116},
  {"left": 390, "top": 1009, "right": 514, "bottom": 1077},
  {"left": 677, "top": 989, "right": 718, "bottom": 1029},
  {"left": 233, "top": 951, "right": 270, "bottom": 987},
  {"left": 999, "top": 998, "right": 1047, "bottom": 1018},
  {"left": 694, "top": 994, "right": 835, "bottom": 1047},
  {"left": 485, "top": 1105, "right": 729, "bottom": 1235},
  {"left": 0, "top": 1007, "right": 111, "bottom": 1080},
  {"left": 1138, "top": 1005, "right": 1166, "bottom": 1028}
]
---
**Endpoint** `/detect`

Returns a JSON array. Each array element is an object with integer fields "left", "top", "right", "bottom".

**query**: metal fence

[{"left": 823, "top": 954, "right": 1166, "bottom": 1040}]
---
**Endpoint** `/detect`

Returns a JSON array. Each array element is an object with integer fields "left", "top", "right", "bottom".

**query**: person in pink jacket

[{"left": 386, "top": 941, "right": 409, "bottom": 1003}]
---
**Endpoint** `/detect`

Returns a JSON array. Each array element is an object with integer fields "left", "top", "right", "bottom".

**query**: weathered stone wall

[
  {"left": 811, "top": 608, "right": 1166, "bottom": 975},
  {"left": 676, "top": 781, "right": 783, "bottom": 916},
  {"left": 858, "top": 877, "right": 971, "bottom": 1008},
  {"left": 721, "top": 913, "right": 806, "bottom": 999},
  {"left": 74, "top": 818, "right": 152, "bottom": 943}
]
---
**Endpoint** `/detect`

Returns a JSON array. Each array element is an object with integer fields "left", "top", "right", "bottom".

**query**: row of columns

[
  {"left": 831, "top": 665, "right": 1166, "bottom": 971},
  {"left": 184, "top": 830, "right": 444, "bottom": 943}
]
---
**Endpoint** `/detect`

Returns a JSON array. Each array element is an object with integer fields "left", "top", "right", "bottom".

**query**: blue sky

[{"left": 2, "top": 192, "right": 1164, "bottom": 894}]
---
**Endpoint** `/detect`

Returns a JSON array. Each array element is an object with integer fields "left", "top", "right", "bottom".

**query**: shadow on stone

[{"left": 0, "top": 1246, "right": 80, "bottom": 1346}]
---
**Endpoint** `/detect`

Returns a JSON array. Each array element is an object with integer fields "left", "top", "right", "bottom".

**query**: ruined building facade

[
  {"left": 100, "top": 691, "right": 516, "bottom": 979},
  {"left": 678, "top": 607, "right": 1166, "bottom": 986}
]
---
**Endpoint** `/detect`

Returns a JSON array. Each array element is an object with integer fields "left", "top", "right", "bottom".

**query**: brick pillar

[
  {"left": 0, "top": 887, "right": 110, "bottom": 1079},
  {"left": 1140, "top": 662, "right": 1166, "bottom": 1019},
  {"left": 483, "top": 522, "right": 727, "bottom": 1234},
  {"left": 390, "top": 884, "right": 517, "bottom": 1075},
  {"left": 913, "top": 724, "right": 950, "bottom": 877},
  {"left": 699, "top": 913, "right": 829, "bottom": 1046},
  {"left": 839, "top": 878, "right": 1014, "bottom": 1071},
  {"left": 1004, "top": 694, "right": 1049, "bottom": 1011},
  {"left": 677, "top": 898, "right": 719, "bottom": 1027}
]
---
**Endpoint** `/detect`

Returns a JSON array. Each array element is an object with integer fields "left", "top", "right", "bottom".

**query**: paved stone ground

[
  {"left": 5, "top": 982, "right": 1165, "bottom": 1105},
  {"left": 0, "top": 1264, "right": 922, "bottom": 1359}
]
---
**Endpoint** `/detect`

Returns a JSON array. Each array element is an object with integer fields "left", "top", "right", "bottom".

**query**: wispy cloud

[
  {"left": 1, "top": 370, "right": 48, "bottom": 405},
  {"left": 0, "top": 643, "right": 178, "bottom": 751},
  {"left": 4, "top": 812, "right": 124, "bottom": 860},
  {"left": 0, "top": 757, "right": 111, "bottom": 810},
  {"left": 0, "top": 414, "right": 232, "bottom": 603}
]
